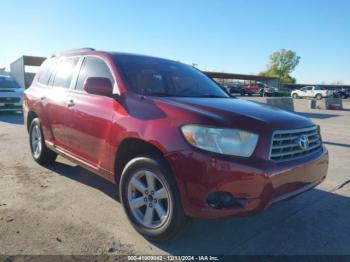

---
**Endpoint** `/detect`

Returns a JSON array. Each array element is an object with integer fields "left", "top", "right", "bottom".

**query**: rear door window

[
  {"left": 52, "top": 57, "right": 79, "bottom": 89},
  {"left": 75, "top": 56, "right": 114, "bottom": 91}
]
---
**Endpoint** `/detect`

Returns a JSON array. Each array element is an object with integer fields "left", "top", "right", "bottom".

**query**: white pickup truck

[{"left": 291, "top": 86, "right": 332, "bottom": 100}]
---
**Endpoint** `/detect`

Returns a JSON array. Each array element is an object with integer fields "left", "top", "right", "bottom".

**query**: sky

[{"left": 1, "top": 0, "right": 349, "bottom": 84}]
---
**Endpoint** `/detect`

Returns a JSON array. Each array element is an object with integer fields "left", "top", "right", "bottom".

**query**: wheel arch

[
  {"left": 114, "top": 137, "right": 172, "bottom": 183},
  {"left": 26, "top": 111, "right": 38, "bottom": 132}
]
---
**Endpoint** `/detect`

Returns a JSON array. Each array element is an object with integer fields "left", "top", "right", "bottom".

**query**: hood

[{"left": 155, "top": 97, "right": 313, "bottom": 131}]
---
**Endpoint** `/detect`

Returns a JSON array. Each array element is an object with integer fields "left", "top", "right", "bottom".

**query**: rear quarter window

[
  {"left": 52, "top": 57, "right": 79, "bottom": 89},
  {"left": 37, "top": 58, "right": 58, "bottom": 86}
]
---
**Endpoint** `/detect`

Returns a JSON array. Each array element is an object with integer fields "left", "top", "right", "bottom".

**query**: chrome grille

[
  {"left": 269, "top": 126, "right": 322, "bottom": 162},
  {"left": 0, "top": 97, "right": 20, "bottom": 103}
]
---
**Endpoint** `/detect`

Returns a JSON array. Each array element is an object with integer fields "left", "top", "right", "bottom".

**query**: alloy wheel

[
  {"left": 127, "top": 170, "right": 171, "bottom": 229},
  {"left": 31, "top": 125, "right": 42, "bottom": 158}
]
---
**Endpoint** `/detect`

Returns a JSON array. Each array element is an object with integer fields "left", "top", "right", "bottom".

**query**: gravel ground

[{"left": 0, "top": 98, "right": 349, "bottom": 256}]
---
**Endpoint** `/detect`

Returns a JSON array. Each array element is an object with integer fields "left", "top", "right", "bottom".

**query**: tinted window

[
  {"left": 38, "top": 58, "right": 57, "bottom": 85},
  {"left": 0, "top": 76, "right": 20, "bottom": 89},
  {"left": 75, "top": 56, "right": 114, "bottom": 91},
  {"left": 113, "top": 54, "right": 228, "bottom": 98},
  {"left": 52, "top": 57, "right": 79, "bottom": 89}
]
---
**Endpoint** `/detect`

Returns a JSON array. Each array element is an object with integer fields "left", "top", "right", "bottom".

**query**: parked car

[
  {"left": 227, "top": 82, "right": 243, "bottom": 95},
  {"left": 273, "top": 86, "right": 292, "bottom": 97},
  {"left": 240, "top": 82, "right": 266, "bottom": 96},
  {"left": 262, "top": 86, "right": 280, "bottom": 96},
  {"left": 0, "top": 75, "right": 24, "bottom": 112},
  {"left": 291, "top": 86, "right": 331, "bottom": 100},
  {"left": 241, "top": 82, "right": 279, "bottom": 97},
  {"left": 333, "top": 88, "right": 350, "bottom": 99},
  {"left": 341, "top": 88, "right": 350, "bottom": 98},
  {"left": 24, "top": 49, "right": 328, "bottom": 241}
]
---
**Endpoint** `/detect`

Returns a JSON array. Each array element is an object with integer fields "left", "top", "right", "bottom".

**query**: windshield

[
  {"left": 0, "top": 77, "right": 20, "bottom": 89},
  {"left": 113, "top": 54, "right": 229, "bottom": 98}
]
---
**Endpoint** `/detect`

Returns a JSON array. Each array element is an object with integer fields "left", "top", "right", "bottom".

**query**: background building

[{"left": 9, "top": 56, "right": 45, "bottom": 88}]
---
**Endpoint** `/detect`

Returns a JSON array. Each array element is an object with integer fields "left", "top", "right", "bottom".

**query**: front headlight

[{"left": 181, "top": 125, "right": 259, "bottom": 157}]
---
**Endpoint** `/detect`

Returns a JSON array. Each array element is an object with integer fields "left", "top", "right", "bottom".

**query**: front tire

[
  {"left": 29, "top": 118, "right": 57, "bottom": 165},
  {"left": 292, "top": 93, "right": 298, "bottom": 99},
  {"left": 120, "top": 156, "right": 188, "bottom": 242},
  {"left": 316, "top": 94, "right": 322, "bottom": 100}
]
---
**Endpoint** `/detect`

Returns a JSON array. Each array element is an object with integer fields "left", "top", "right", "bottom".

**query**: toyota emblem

[{"left": 298, "top": 135, "right": 309, "bottom": 151}]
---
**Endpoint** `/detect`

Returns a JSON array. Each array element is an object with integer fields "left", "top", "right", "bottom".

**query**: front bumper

[{"left": 166, "top": 145, "right": 328, "bottom": 219}]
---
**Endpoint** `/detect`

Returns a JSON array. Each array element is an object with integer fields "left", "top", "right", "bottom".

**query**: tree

[{"left": 260, "top": 49, "right": 300, "bottom": 84}]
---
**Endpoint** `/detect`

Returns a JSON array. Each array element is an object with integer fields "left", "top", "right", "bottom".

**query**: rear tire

[
  {"left": 120, "top": 156, "right": 189, "bottom": 242},
  {"left": 29, "top": 118, "right": 57, "bottom": 165},
  {"left": 316, "top": 94, "right": 322, "bottom": 100}
]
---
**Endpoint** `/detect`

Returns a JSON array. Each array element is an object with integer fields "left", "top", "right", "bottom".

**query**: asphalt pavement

[{"left": 0, "top": 98, "right": 349, "bottom": 255}]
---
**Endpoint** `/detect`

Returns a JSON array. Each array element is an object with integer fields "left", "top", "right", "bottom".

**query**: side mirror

[{"left": 84, "top": 77, "right": 113, "bottom": 97}]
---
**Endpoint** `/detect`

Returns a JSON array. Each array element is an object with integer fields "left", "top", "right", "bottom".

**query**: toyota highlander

[{"left": 23, "top": 49, "right": 329, "bottom": 241}]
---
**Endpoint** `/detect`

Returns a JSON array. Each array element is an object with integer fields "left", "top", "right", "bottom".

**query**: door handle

[
  {"left": 67, "top": 99, "right": 75, "bottom": 107},
  {"left": 40, "top": 96, "right": 46, "bottom": 100}
]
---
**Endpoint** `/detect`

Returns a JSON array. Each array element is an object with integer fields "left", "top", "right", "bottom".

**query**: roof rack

[{"left": 52, "top": 48, "right": 96, "bottom": 57}]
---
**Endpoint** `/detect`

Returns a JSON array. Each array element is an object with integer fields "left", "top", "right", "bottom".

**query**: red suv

[
  {"left": 241, "top": 82, "right": 266, "bottom": 96},
  {"left": 24, "top": 49, "right": 329, "bottom": 241}
]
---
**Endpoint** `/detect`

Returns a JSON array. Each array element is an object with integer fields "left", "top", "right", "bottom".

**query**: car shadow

[
  {"left": 43, "top": 160, "right": 350, "bottom": 255},
  {"left": 296, "top": 112, "right": 339, "bottom": 119},
  {"left": 45, "top": 160, "right": 119, "bottom": 202},
  {"left": 0, "top": 112, "right": 24, "bottom": 125},
  {"left": 154, "top": 188, "right": 350, "bottom": 255}
]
